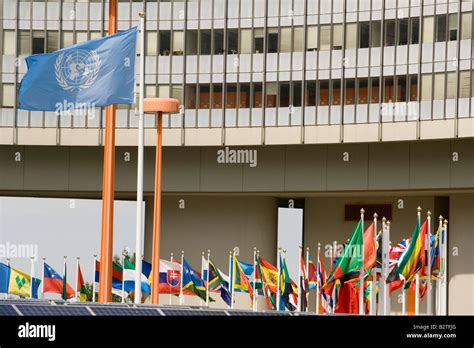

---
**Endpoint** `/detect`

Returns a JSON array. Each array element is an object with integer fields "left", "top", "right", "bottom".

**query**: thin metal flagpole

[
  {"left": 92, "top": 255, "right": 97, "bottom": 303},
  {"left": 441, "top": 219, "right": 448, "bottom": 315},
  {"left": 63, "top": 256, "right": 67, "bottom": 301},
  {"left": 41, "top": 257, "right": 45, "bottom": 299},
  {"left": 276, "top": 247, "right": 281, "bottom": 311},
  {"left": 75, "top": 257, "right": 79, "bottom": 300},
  {"left": 206, "top": 250, "right": 210, "bottom": 307},
  {"left": 379, "top": 217, "right": 388, "bottom": 315},
  {"left": 359, "top": 208, "right": 365, "bottom": 315},
  {"left": 169, "top": 252, "right": 174, "bottom": 305},
  {"left": 427, "top": 210, "right": 432, "bottom": 315},
  {"left": 121, "top": 254, "right": 125, "bottom": 303},
  {"left": 200, "top": 251, "right": 205, "bottom": 307},
  {"left": 435, "top": 215, "right": 443, "bottom": 315},
  {"left": 415, "top": 207, "right": 422, "bottom": 316},
  {"left": 297, "top": 245, "right": 302, "bottom": 312},
  {"left": 134, "top": 11, "right": 146, "bottom": 306},
  {"left": 179, "top": 250, "right": 184, "bottom": 305},
  {"left": 230, "top": 250, "right": 236, "bottom": 310},
  {"left": 227, "top": 251, "right": 232, "bottom": 309},
  {"left": 29, "top": 256, "right": 35, "bottom": 299},
  {"left": 256, "top": 249, "right": 260, "bottom": 312},
  {"left": 252, "top": 247, "right": 257, "bottom": 312},
  {"left": 316, "top": 243, "right": 320, "bottom": 315},
  {"left": 331, "top": 240, "right": 337, "bottom": 314},
  {"left": 305, "top": 247, "right": 309, "bottom": 313},
  {"left": 370, "top": 213, "right": 377, "bottom": 315},
  {"left": 387, "top": 235, "right": 392, "bottom": 315}
]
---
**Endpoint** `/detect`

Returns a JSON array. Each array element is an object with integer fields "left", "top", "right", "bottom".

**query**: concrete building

[{"left": 0, "top": 0, "right": 472, "bottom": 313}]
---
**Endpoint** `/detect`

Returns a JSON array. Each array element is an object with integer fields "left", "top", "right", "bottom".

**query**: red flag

[
  {"left": 335, "top": 282, "right": 359, "bottom": 314},
  {"left": 364, "top": 223, "right": 376, "bottom": 271}
]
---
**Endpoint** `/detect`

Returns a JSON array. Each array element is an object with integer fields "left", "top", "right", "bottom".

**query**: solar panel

[
  {"left": 229, "top": 310, "right": 290, "bottom": 316},
  {"left": 16, "top": 304, "right": 92, "bottom": 316},
  {"left": 161, "top": 308, "right": 228, "bottom": 316},
  {"left": 90, "top": 306, "right": 160, "bottom": 316},
  {"left": 0, "top": 299, "right": 53, "bottom": 306},
  {"left": 0, "top": 305, "right": 19, "bottom": 316}
]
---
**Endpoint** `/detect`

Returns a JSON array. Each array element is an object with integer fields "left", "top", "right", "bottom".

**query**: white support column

[
  {"left": 426, "top": 211, "right": 432, "bottom": 315},
  {"left": 359, "top": 208, "right": 365, "bottom": 315},
  {"left": 370, "top": 213, "right": 377, "bottom": 315}
]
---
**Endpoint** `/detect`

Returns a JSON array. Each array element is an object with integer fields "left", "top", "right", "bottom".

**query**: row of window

[{"left": 5, "top": 12, "right": 472, "bottom": 56}]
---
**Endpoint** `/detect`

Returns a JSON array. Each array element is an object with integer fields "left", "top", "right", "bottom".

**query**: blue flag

[
  {"left": 18, "top": 27, "right": 137, "bottom": 111},
  {"left": 0, "top": 263, "right": 10, "bottom": 293}
]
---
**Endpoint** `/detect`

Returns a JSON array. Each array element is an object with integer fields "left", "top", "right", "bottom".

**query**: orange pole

[
  {"left": 151, "top": 112, "right": 163, "bottom": 304},
  {"left": 98, "top": 0, "right": 117, "bottom": 303}
]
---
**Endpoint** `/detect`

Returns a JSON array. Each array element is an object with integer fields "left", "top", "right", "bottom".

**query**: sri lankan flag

[{"left": 232, "top": 255, "right": 254, "bottom": 306}]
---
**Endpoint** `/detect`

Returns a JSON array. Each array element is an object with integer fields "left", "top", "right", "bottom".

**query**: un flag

[{"left": 18, "top": 27, "right": 137, "bottom": 112}]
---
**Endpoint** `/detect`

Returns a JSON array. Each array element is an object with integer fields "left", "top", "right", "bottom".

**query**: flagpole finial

[
  {"left": 318, "top": 242, "right": 321, "bottom": 247},
  {"left": 387, "top": 220, "right": 391, "bottom": 226},
  {"left": 42, "top": 257, "right": 46, "bottom": 261},
  {"left": 254, "top": 247, "right": 257, "bottom": 251},
  {"left": 139, "top": 12, "right": 146, "bottom": 18},
  {"left": 373, "top": 212, "right": 378, "bottom": 219},
  {"left": 6, "top": 257, "right": 10, "bottom": 262},
  {"left": 360, "top": 208, "right": 365, "bottom": 214},
  {"left": 439, "top": 215, "right": 443, "bottom": 221},
  {"left": 77, "top": 257, "right": 80, "bottom": 261},
  {"left": 427, "top": 210, "right": 432, "bottom": 216},
  {"left": 171, "top": 252, "right": 174, "bottom": 257},
  {"left": 382, "top": 216, "right": 386, "bottom": 222},
  {"left": 64, "top": 256, "right": 67, "bottom": 260},
  {"left": 208, "top": 249, "right": 211, "bottom": 253},
  {"left": 417, "top": 206, "right": 422, "bottom": 212},
  {"left": 201, "top": 251, "right": 205, "bottom": 256},
  {"left": 443, "top": 219, "right": 448, "bottom": 225},
  {"left": 93, "top": 254, "right": 97, "bottom": 258},
  {"left": 306, "top": 247, "right": 309, "bottom": 251}
]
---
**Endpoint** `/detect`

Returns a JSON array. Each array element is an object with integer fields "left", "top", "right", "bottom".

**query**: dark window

[
  {"left": 436, "top": 14, "right": 447, "bottom": 42},
  {"left": 370, "top": 78, "right": 380, "bottom": 103},
  {"left": 319, "top": 80, "right": 329, "bottom": 106},
  {"left": 398, "top": 18, "right": 409, "bottom": 45},
  {"left": 279, "top": 82, "right": 290, "bottom": 107},
  {"left": 357, "top": 79, "right": 369, "bottom": 104},
  {"left": 227, "top": 29, "right": 238, "bottom": 54},
  {"left": 384, "top": 20, "right": 396, "bottom": 46},
  {"left": 292, "top": 82, "right": 302, "bottom": 107},
  {"left": 186, "top": 30, "right": 198, "bottom": 55},
  {"left": 159, "top": 31, "right": 171, "bottom": 55},
  {"left": 359, "top": 22, "right": 370, "bottom": 48},
  {"left": 409, "top": 75, "right": 418, "bottom": 101},
  {"left": 226, "top": 84, "right": 237, "bottom": 108},
  {"left": 239, "top": 83, "right": 250, "bottom": 108},
  {"left": 345, "top": 79, "right": 355, "bottom": 105},
  {"left": 267, "top": 29, "right": 279, "bottom": 53},
  {"left": 254, "top": 29, "right": 264, "bottom": 53},
  {"left": 396, "top": 76, "right": 407, "bottom": 102},
  {"left": 383, "top": 77, "right": 394, "bottom": 102},
  {"left": 410, "top": 17, "right": 419, "bottom": 44},
  {"left": 305, "top": 81, "right": 317, "bottom": 106},
  {"left": 448, "top": 14, "right": 458, "bottom": 41},
  {"left": 32, "top": 36, "right": 45, "bottom": 54},
  {"left": 371, "top": 21, "right": 381, "bottom": 48},
  {"left": 200, "top": 30, "right": 212, "bottom": 55},
  {"left": 253, "top": 83, "right": 263, "bottom": 107},
  {"left": 212, "top": 84, "right": 223, "bottom": 108},
  {"left": 185, "top": 85, "right": 197, "bottom": 109},
  {"left": 199, "top": 84, "right": 210, "bottom": 109},
  {"left": 332, "top": 80, "right": 341, "bottom": 105},
  {"left": 213, "top": 29, "right": 224, "bottom": 54}
]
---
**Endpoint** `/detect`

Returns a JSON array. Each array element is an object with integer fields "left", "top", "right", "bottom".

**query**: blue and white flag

[{"left": 18, "top": 27, "right": 137, "bottom": 112}]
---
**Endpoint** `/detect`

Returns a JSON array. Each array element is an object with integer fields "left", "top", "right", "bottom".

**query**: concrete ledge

[
  {"left": 0, "top": 127, "right": 14, "bottom": 145},
  {"left": 163, "top": 128, "right": 182, "bottom": 146},
  {"left": 457, "top": 118, "right": 474, "bottom": 138},
  {"left": 225, "top": 127, "right": 262, "bottom": 146},
  {"left": 420, "top": 119, "right": 455, "bottom": 140},
  {"left": 304, "top": 125, "right": 340, "bottom": 144},
  {"left": 17, "top": 128, "right": 56, "bottom": 145},
  {"left": 60, "top": 128, "right": 99, "bottom": 146},
  {"left": 343, "top": 123, "right": 379, "bottom": 143},
  {"left": 264, "top": 126, "right": 301, "bottom": 145},
  {"left": 185, "top": 128, "right": 222, "bottom": 146},
  {"left": 381, "top": 122, "right": 417, "bottom": 141}
]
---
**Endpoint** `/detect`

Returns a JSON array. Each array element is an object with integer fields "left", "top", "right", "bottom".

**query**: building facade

[{"left": 0, "top": 0, "right": 473, "bottom": 314}]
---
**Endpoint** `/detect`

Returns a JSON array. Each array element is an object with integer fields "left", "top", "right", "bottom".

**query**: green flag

[{"left": 62, "top": 262, "right": 67, "bottom": 300}]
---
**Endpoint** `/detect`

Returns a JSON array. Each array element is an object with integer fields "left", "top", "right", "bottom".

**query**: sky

[{"left": 0, "top": 196, "right": 140, "bottom": 296}]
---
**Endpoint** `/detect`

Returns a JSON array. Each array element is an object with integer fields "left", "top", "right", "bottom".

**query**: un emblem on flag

[{"left": 55, "top": 49, "right": 101, "bottom": 91}]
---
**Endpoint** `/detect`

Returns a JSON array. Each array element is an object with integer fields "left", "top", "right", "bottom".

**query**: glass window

[
  {"left": 159, "top": 30, "right": 171, "bottom": 55},
  {"left": 346, "top": 23, "right": 357, "bottom": 49},
  {"left": 172, "top": 31, "right": 184, "bottom": 55},
  {"left": 280, "top": 27, "right": 292, "bottom": 53},
  {"left": 227, "top": 29, "right": 238, "bottom": 54},
  {"left": 371, "top": 21, "right": 381, "bottom": 48},
  {"left": 32, "top": 31, "right": 45, "bottom": 54},
  {"left": 200, "top": 30, "right": 212, "bottom": 55},
  {"left": 409, "top": 75, "right": 418, "bottom": 101},
  {"left": 158, "top": 85, "right": 170, "bottom": 98},
  {"left": 2, "top": 84, "right": 15, "bottom": 108},
  {"left": 3, "top": 30, "right": 15, "bottom": 55},
  {"left": 240, "top": 29, "right": 252, "bottom": 54},
  {"left": 146, "top": 31, "right": 157, "bottom": 55},
  {"left": 345, "top": 79, "right": 355, "bottom": 105},
  {"left": 410, "top": 17, "right": 419, "bottom": 44},
  {"left": 459, "top": 71, "right": 470, "bottom": 98},
  {"left": 461, "top": 12, "right": 472, "bottom": 40},
  {"left": 357, "top": 79, "right": 368, "bottom": 104},
  {"left": 398, "top": 18, "right": 409, "bottom": 45},
  {"left": 186, "top": 30, "right": 198, "bottom": 56},
  {"left": 319, "top": 80, "right": 329, "bottom": 106},
  {"left": 90, "top": 31, "right": 102, "bottom": 40},
  {"left": 435, "top": 15, "right": 447, "bottom": 42},
  {"left": 292, "top": 82, "right": 302, "bottom": 107},
  {"left": 293, "top": 27, "right": 304, "bottom": 52},
  {"left": 383, "top": 77, "right": 394, "bottom": 102},
  {"left": 395, "top": 76, "right": 407, "bottom": 102},
  {"left": 19, "top": 30, "right": 31, "bottom": 55},
  {"left": 305, "top": 81, "right": 317, "bottom": 106},
  {"left": 370, "top": 78, "right": 380, "bottom": 103},
  {"left": 253, "top": 83, "right": 262, "bottom": 107},
  {"left": 448, "top": 14, "right": 457, "bottom": 41},
  {"left": 267, "top": 28, "right": 279, "bottom": 53},
  {"left": 320, "top": 25, "right": 331, "bottom": 50},
  {"left": 239, "top": 83, "right": 250, "bottom": 108},
  {"left": 384, "top": 20, "right": 396, "bottom": 46},
  {"left": 254, "top": 29, "right": 264, "bottom": 53},
  {"left": 171, "top": 86, "right": 183, "bottom": 105},
  {"left": 434, "top": 73, "right": 445, "bottom": 100},
  {"left": 332, "top": 24, "right": 343, "bottom": 49},
  {"left": 358, "top": 22, "right": 370, "bottom": 49},
  {"left": 279, "top": 82, "right": 290, "bottom": 107},
  {"left": 266, "top": 82, "right": 277, "bottom": 107},
  {"left": 145, "top": 85, "right": 156, "bottom": 98},
  {"left": 212, "top": 84, "right": 223, "bottom": 108},
  {"left": 185, "top": 85, "right": 197, "bottom": 109},
  {"left": 76, "top": 31, "right": 88, "bottom": 44},
  {"left": 421, "top": 74, "right": 432, "bottom": 101},
  {"left": 423, "top": 16, "right": 434, "bottom": 43},
  {"left": 307, "top": 26, "right": 318, "bottom": 51},
  {"left": 332, "top": 80, "right": 341, "bottom": 105},
  {"left": 199, "top": 84, "right": 210, "bottom": 109},
  {"left": 213, "top": 29, "right": 224, "bottom": 54},
  {"left": 446, "top": 72, "right": 456, "bottom": 99},
  {"left": 226, "top": 84, "right": 237, "bottom": 108}
]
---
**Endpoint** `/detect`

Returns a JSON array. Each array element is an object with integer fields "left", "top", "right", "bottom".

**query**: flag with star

[
  {"left": 182, "top": 258, "right": 208, "bottom": 301},
  {"left": 44, "top": 262, "right": 75, "bottom": 299}
]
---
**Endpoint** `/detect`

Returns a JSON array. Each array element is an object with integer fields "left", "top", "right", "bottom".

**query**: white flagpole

[
  {"left": 380, "top": 218, "right": 389, "bottom": 315},
  {"left": 316, "top": 243, "right": 320, "bottom": 315},
  {"left": 200, "top": 251, "right": 205, "bottom": 306},
  {"left": 169, "top": 252, "right": 173, "bottom": 305},
  {"left": 252, "top": 247, "right": 257, "bottom": 312},
  {"left": 29, "top": 256, "right": 35, "bottom": 299},
  {"left": 331, "top": 240, "right": 337, "bottom": 314},
  {"left": 297, "top": 245, "right": 302, "bottom": 312},
  {"left": 92, "top": 255, "right": 97, "bottom": 303},
  {"left": 276, "top": 247, "right": 281, "bottom": 311},
  {"left": 230, "top": 249, "right": 236, "bottom": 310},
  {"left": 227, "top": 251, "right": 232, "bottom": 309},
  {"left": 41, "top": 257, "right": 45, "bottom": 299},
  {"left": 370, "top": 213, "right": 377, "bottom": 315},
  {"left": 75, "top": 257, "right": 79, "bottom": 300},
  {"left": 426, "top": 211, "right": 432, "bottom": 315},
  {"left": 435, "top": 215, "right": 443, "bottom": 315},
  {"left": 134, "top": 11, "right": 146, "bottom": 305},
  {"left": 415, "top": 206, "right": 422, "bottom": 316},
  {"left": 63, "top": 256, "right": 67, "bottom": 301},
  {"left": 121, "top": 254, "right": 125, "bottom": 303},
  {"left": 441, "top": 219, "right": 448, "bottom": 315},
  {"left": 305, "top": 247, "right": 309, "bottom": 313},
  {"left": 359, "top": 208, "right": 365, "bottom": 315},
  {"left": 179, "top": 250, "right": 184, "bottom": 305},
  {"left": 206, "top": 249, "right": 210, "bottom": 307}
]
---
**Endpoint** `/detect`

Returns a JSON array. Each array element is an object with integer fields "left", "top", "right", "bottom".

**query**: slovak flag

[
  {"left": 157, "top": 259, "right": 181, "bottom": 294},
  {"left": 43, "top": 262, "right": 75, "bottom": 299}
]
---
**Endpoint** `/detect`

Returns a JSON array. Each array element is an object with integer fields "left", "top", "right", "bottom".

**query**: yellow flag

[{"left": 8, "top": 267, "right": 31, "bottom": 298}]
